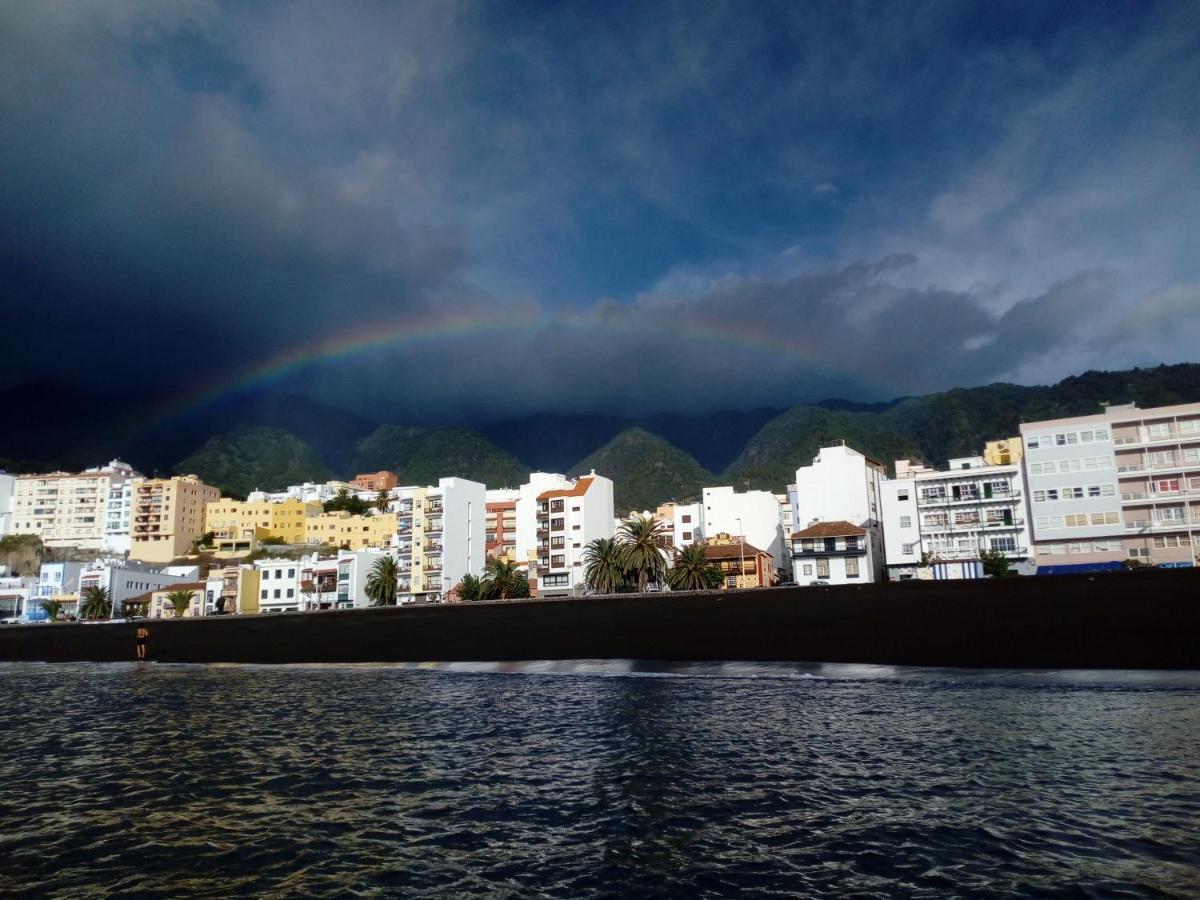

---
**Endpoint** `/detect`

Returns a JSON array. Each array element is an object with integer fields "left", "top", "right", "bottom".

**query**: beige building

[
  {"left": 983, "top": 437, "right": 1024, "bottom": 466},
  {"left": 10, "top": 460, "right": 139, "bottom": 551},
  {"left": 305, "top": 512, "right": 398, "bottom": 550},
  {"left": 1020, "top": 401, "right": 1200, "bottom": 571},
  {"left": 131, "top": 475, "right": 221, "bottom": 563},
  {"left": 205, "top": 497, "right": 322, "bottom": 546},
  {"left": 141, "top": 581, "right": 207, "bottom": 619},
  {"left": 203, "top": 564, "right": 261, "bottom": 615}
]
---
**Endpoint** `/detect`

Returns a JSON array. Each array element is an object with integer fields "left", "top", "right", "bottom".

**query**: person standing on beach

[{"left": 136, "top": 625, "right": 149, "bottom": 660}]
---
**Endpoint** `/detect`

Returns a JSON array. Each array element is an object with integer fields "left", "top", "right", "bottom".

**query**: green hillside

[
  {"left": 177, "top": 427, "right": 331, "bottom": 497},
  {"left": 727, "top": 363, "right": 1200, "bottom": 491},
  {"left": 571, "top": 427, "right": 713, "bottom": 513},
  {"left": 353, "top": 425, "right": 529, "bottom": 488}
]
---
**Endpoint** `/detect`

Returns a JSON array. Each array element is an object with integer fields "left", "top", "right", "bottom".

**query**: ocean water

[{"left": 1, "top": 662, "right": 1198, "bottom": 898}]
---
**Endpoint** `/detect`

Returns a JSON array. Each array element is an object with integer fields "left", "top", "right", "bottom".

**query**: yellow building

[
  {"left": 205, "top": 498, "right": 322, "bottom": 546},
  {"left": 131, "top": 475, "right": 221, "bottom": 563},
  {"left": 305, "top": 512, "right": 398, "bottom": 550},
  {"left": 206, "top": 564, "right": 261, "bottom": 615},
  {"left": 140, "top": 581, "right": 207, "bottom": 619},
  {"left": 983, "top": 436, "right": 1024, "bottom": 466}
]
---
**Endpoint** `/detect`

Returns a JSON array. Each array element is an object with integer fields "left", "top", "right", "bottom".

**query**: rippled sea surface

[{"left": 1, "top": 662, "right": 1198, "bottom": 898}]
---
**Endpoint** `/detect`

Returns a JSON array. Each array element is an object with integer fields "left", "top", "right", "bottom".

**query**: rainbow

[{"left": 148, "top": 304, "right": 875, "bottom": 428}]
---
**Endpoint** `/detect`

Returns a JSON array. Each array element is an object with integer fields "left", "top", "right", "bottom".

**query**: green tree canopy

[
  {"left": 365, "top": 555, "right": 399, "bottom": 606},
  {"left": 616, "top": 517, "right": 673, "bottom": 592},
  {"left": 666, "top": 542, "right": 724, "bottom": 591}
]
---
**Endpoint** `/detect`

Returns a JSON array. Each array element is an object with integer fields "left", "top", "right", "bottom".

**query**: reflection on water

[{"left": 1, "top": 662, "right": 1197, "bottom": 897}]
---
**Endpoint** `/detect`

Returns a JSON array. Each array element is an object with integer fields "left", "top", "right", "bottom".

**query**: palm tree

[
  {"left": 458, "top": 573, "right": 485, "bottom": 602},
  {"left": 79, "top": 585, "right": 112, "bottom": 620},
  {"left": 482, "top": 557, "right": 523, "bottom": 600},
  {"left": 165, "top": 589, "right": 196, "bottom": 618},
  {"left": 376, "top": 489, "right": 391, "bottom": 513},
  {"left": 617, "top": 517, "right": 672, "bottom": 592},
  {"left": 667, "top": 543, "right": 724, "bottom": 591},
  {"left": 365, "top": 555, "right": 399, "bottom": 606},
  {"left": 41, "top": 598, "right": 63, "bottom": 623},
  {"left": 583, "top": 538, "right": 628, "bottom": 594}
]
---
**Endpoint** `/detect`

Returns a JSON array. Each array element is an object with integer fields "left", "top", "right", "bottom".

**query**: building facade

[
  {"left": 78, "top": 558, "right": 196, "bottom": 611},
  {"left": 701, "top": 486, "right": 786, "bottom": 573},
  {"left": 394, "top": 478, "right": 485, "bottom": 602},
  {"left": 305, "top": 511, "right": 399, "bottom": 550},
  {"left": 352, "top": 471, "right": 399, "bottom": 492},
  {"left": 10, "top": 460, "right": 139, "bottom": 552},
  {"left": 1020, "top": 402, "right": 1200, "bottom": 572},
  {"left": 790, "top": 520, "right": 882, "bottom": 585},
  {"left": 534, "top": 472, "right": 615, "bottom": 596},
  {"left": 704, "top": 533, "right": 774, "bottom": 589},
  {"left": 793, "top": 442, "right": 887, "bottom": 582},
  {"left": 206, "top": 497, "right": 322, "bottom": 547},
  {"left": 485, "top": 490, "right": 519, "bottom": 559},
  {"left": 881, "top": 455, "right": 1033, "bottom": 580},
  {"left": 131, "top": 475, "right": 220, "bottom": 563},
  {"left": 144, "top": 581, "right": 207, "bottom": 619}
]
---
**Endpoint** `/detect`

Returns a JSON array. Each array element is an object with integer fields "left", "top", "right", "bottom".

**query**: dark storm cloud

[{"left": 0, "top": 1, "right": 1197, "bottom": 418}]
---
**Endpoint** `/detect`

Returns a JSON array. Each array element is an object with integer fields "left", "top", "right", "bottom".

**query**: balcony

[
  {"left": 917, "top": 490, "right": 1020, "bottom": 507},
  {"left": 425, "top": 520, "right": 443, "bottom": 533},
  {"left": 1113, "top": 429, "right": 1200, "bottom": 448},
  {"left": 424, "top": 542, "right": 443, "bottom": 553},
  {"left": 1123, "top": 515, "right": 1200, "bottom": 532},
  {"left": 792, "top": 544, "right": 868, "bottom": 557},
  {"left": 925, "top": 546, "right": 1028, "bottom": 561},
  {"left": 1116, "top": 458, "right": 1200, "bottom": 475}
]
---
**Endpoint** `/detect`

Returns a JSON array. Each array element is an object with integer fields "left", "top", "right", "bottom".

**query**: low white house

[{"left": 790, "top": 520, "right": 884, "bottom": 585}]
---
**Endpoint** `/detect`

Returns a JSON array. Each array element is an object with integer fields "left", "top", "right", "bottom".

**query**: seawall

[{"left": 1, "top": 569, "right": 1197, "bottom": 669}]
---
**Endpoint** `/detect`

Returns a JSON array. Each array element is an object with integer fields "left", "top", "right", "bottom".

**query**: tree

[
  {"left": 666, "top": 542, "right": 723, "bottom": 591},
  {"left": 616, "top": 517, "right": 672, "bottom": 592},
  {"left": 482, "top": 557, "right": 523, "bottom": 600},
  {"left": 165, "top": 589, "right": 196, "bottom": 618},
  {"left": 583, "top": 538, "right": 628, "bottom": 594},
  {"left": 458, "top": 573, "right": 485, "bottom": 602},
  {"left": 376, "top": 489, "right": 391, "bottom": 513},
  {"left": 324, "top": 488, "right": 371, "bottom": 515},
  {"left": 508, "top": 573, "right": 531, "bottom": 599},
  {"left": 41, "top": 598, "right": 63, "bottom": 623},
  {"left": 79, "top": 585, "right": 112, "bottom": 620},
  {"left": 365, "top": 555, "right": 399, "bottom": 606},
  {"left": 978, "top": 548, "right": 1014, "bottom": 578}
]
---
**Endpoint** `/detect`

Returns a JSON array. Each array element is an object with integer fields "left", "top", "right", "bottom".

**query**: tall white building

[
  {"left": 104, "top": 477, "right": 141, "bottom": 555},
  {"left": 1020, "top": 401, "right": 1200, "bottom": 572},
  {"left": 0, "top": 471, "right": 14, "bottom": 537},
  {"left": 791, "top": 442, "right": 887, "bottom": 583},
  {"left": 881, "top": 456, "right": 1033, "bottom": 580},
  {"left": 701, "top": 486, "right": 787, "bottom": 572},
  {"left": 393, "top": 477, "right": 485, "bottom": 601},
  {"left": 534, "top": 471, "right": 615, "bottom": 596}
]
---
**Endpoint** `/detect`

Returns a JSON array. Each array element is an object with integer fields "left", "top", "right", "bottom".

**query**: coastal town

[{"left": 1, "top": 398, "right": 1197, "bottom": 623}]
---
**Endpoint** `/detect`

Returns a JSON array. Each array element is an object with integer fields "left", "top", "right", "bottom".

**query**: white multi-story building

[
  {"left": 255, "top": 557, "right": 305, "bottom": 613},
  {"left": 881, "top": 456, "right": 1033, "bottom": 580},
  {"left": 393, "top": 477, "right": 485, "bottom": 601},
  {"left": 650, "top": 501, "right": 704, "bottom": 550},
  {"left": 295, "top": 548, "right": 399, "bottom": 610},
  {"left": 248, "top": 480, "right": 359, "bottom": 505},
  {"left": 29, "top": 561, "right": 87, "bottom": 620},
  {"left": 533, "top": 471, "right": 615, "bottom": 596},
  {"left": 790, "top": 520, "right": 882, "bottom": 585},
  {"left": 78, "top": 558, "right": 198, "bottom": 611},
  {"left": 701, "top": 486, "right": 787, "bottom": 572},
  {"left": 0, "top": 574, "right": 34, "bottom": 620},
  {"left": 0, "top": 471, "right": 15, "bottom": 537},
  {"left": 792, "top": 442, "right": 887, "bottom": 584},
  {"left": 10, "top": 460, "right": 140, "bottom": 551},
  {"left": 104, "top": 477, "right": 141, "bottom": 555},
  {"left": 1020, "top": 401, "right": 1200, "bottom": 572}
]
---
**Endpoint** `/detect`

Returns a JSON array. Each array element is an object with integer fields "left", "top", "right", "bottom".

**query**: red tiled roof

[
  {"left": 790, "top": 520, "right": 865, "bottom": 539},
  {"left": 537, "top": 477, "right": 595, "bottom": 501},
  {"left": 703, "top": 541, "right": 769, "bottom": 560}
]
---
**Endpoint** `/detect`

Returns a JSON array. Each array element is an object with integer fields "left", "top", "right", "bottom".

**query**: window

[
  {"left": 1046, "top": 490, "right": 1058, "bottom": 501},
  {"left": 1033, "top": 491, "right": 1046, "bottom": 502},
  {"left": 1065, "top": 514, "right": 1088, "bottom": 527},
  {"left": 1148, "top": 423, "right": 1171, "bottom": 438},
  {"left": 902, "top": 543, "right": 915, "bottom": 554},
  {"left": 288, "top": 569, "right": 295, "bottom": 578},
  {"left": 1088, "top": 485, "right": 1101, "bottom": 497},
  {"left": 1157, "top": 507, "right": 1184, "bottom": 522},
  {"left": 682, "top": 531, "right": 692, "bottom": 541},
  {"left": 261, "top": 589, "right": 268, "bottom": 599},
  {"left": 273, "top": 589, "right": 281, "bottom": 599},
  {"left": 897, "top": 490, "right": 909, "bottom": 501},
  {"left": 1029, "top": 462, "right": 1043, "bottom": 475},
  {"left": 1150, "top": 450, "right": 1176, "bottom": 465},
  {"left": 1065, "top": 487, "right": 1084, "bottom": 499},
  {"left": 845, "top": 557, "right": 860, "bottom": 578},
  {"left": 991, "top": 537, "right": 1016, "bottom": 552},
  {"left": 1179, "top": 419, "right": 1199, "bottom": 435},
  {"left": 803, "top": 564, "right": 813, "bottom": 576},
  {"left": 1079, "top": 430, "right": 1094, "bottom": 443},
  {"left": 550, "top": 518, "right": 564, "bottom": 531},
  {"left": 1027, "top": 437, "right": 1040, "bottom": 449},
  {"left": 1128, "top": 546, "right": 1150, "bottom": 559},
  {"left": 551, "top": 554, "right": 565, "bottom": 567},
  {"left": 681, "top": 515, "right": 691, "bottom": 523},
  {"left": 845, "top": 536, "right": 860, "bottom": 550},
  {"left": 816, "top": 559, "right": 830, "bottom": 578},
  {"left": 899, "top": 516, "right": 912, "bottom": 528},
  {"left": 1155, "top": 479, "right": 1180, "bottom": 494},
  {"left": 1153, "top": 535, "right": 1186, "bottom": 548},
  {"left": 726, "top": 575, "right": 738, "bottom": 587},
  {"left": 262, "top": 570, "right": 270, "bottom": 580},
  {"left": 286, "top": 589, "right": 294, "bottom": 598},
  {"left": 1095, "top": 429, "right": 1109, "bottom": 440}
]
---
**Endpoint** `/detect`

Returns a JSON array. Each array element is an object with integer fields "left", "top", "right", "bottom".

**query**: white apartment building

[
  {"left": 256, "top": 557, "right": 304, "bottom": 613},
  {"left": 701, "top": 486, "right": 787, "bottom": 572},
  {"left": 29, "top": 562, "right": 87, "bottom": 620},
  {"left": 104, "top": 477, "right": 141, "bottom": 555},
  {"left": 1020, "top": 402, "right": 1200, "bottom": 572},
  {"left": 792, "top": 442, "right": 887, "bottom": 584},
  {"left": 78, "top": 558, "right": 198, "bottom": 611},
  {"left": 651, "top": 501, "right": 704, "bottom": 550},
  {"left": 534, "top": 471, "right": 615, "bottom": 596},
  {"left": 790, "top": 520, "right": 882, "bottom": 585},
  {"left": 296, "top": 548, "right": 402, "bottom": 610},
  {"left": 394, "top": 477, "right": 485, "bottom": 601},
  {"left": 0, "top": 471, "right": 15, "bottom": 537},
  {"left": 10, "top": 460, "right": 139, "bottom": 551},
  {"left": 881, "top": 456, "right": 1033, "bottom": 580},
  {"left": 0, "top": 575, "right": 34, "bottom": 620}
]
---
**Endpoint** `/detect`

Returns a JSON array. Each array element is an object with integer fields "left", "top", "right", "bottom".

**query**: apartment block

[
  {"left": 701, "top": 486, "right": 786, "bottom": 572},
  {"left": 203, "top": 564, "right": 261, "bottom": 615},
  {"left": 297, "top": 549, "right": 388, "bottom": 610},
  {"left": 352, "top": 471, "right": 398, "bottom": 492},
  {"left": 11, "top": 460, "right": 139, "bottom": 552},
  {"left": 131, "top": 475, "right": 220, "bottom": 563},
  {"left": 78, "top": 558, "right": 197, "bottom": 611},
  {"left": 206, "top": 497, "right": 322, "bottom": 547},
  {"left": 534, "top": 471, "right": 615, "bottom": 596},
  {"left": 394, "top": 478, "right": 485, "bottom": 601},
  {"left": 792, "top": 442, "right": 887, "bottom": 583},
  {"left": 881, "top": 455, "right": 1033, "bottom": 580},
  {"left": 29, "top": 562, "right": 86, "bottom": 621},
  {"left": 305, "top": 511, "right": 398, "bottom": 550},
  {"left": 255, "top": 558, "right": 304, "bottom": 613},
  {"left": 485, "top": 490, "right": 520, "bottom": 559},
  {"left": 0, "top": 471, "right": 15, "bottom": 537},
  {"left": 653, "top": 501, "right": 704, "bottom": 550},
  {"left": 1020, "top": 402, "right": 1200, "bottom": 572}
]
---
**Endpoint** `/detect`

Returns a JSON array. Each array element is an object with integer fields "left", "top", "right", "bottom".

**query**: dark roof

[
  {"left": 703, "top": 541, "right": 769, "bottom": 561},
  {"left": 791, "top": 520, "right": 866, "bottom": 539}
]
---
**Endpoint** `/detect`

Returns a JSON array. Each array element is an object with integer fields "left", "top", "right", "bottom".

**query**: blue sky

[{"left": 0, "top": 1, "right": 1197, "bottom": 418}]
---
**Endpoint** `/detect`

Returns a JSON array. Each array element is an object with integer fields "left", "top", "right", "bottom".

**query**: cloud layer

[{"left": 0, "top": 1, "right": 1197, "bottom": 420}]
